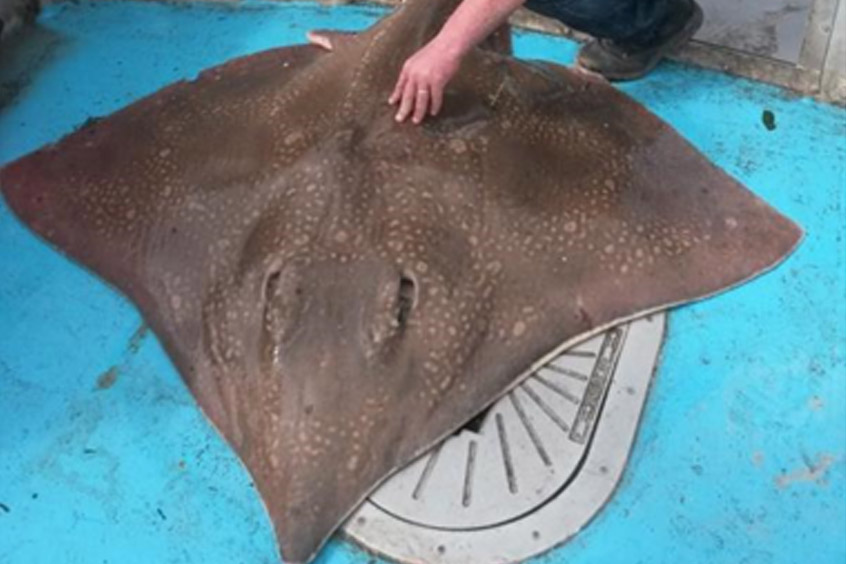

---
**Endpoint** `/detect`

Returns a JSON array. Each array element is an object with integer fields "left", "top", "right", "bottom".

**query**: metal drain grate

[{"left": 344, "top": 314, "right": 665, "bottom": 564}]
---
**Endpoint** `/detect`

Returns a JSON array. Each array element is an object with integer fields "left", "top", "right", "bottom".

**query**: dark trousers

[{"left": 523, "top": 0, "right": 678, "bottom": 46}]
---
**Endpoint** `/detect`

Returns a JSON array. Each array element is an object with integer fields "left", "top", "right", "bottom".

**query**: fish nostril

[{"left": 396, "top": 275, "right": 416, "bottom": 326}]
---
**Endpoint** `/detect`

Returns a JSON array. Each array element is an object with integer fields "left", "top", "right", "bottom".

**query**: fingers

[
  {"left": 389, "top": 61, "right": 446, "bottom": 123},
  {"left": 392, "top": 81, "right": 437, "bottom": 123},
  {"left": 412, "top": 86, "right": 430, "bottom": 124},
  {"left": 395, "top": 79, "right": 416, "bottom": 123},
  {"left": 389, "top": 71, "right": 406, "bottom": 106},
  {"left": 430, "top": 83, "right": 443, "bottom": 117}
]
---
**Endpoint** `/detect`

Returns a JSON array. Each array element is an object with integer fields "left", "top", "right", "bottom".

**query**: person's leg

[
  {"left": 523, "top": 0, "right": 703, "bottom": 80},
  {"left": 523, "top": 0, "right": 669, "bottom": 45}
]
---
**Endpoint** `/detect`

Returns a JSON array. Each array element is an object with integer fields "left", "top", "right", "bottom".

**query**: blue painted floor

[{"left": 0, "top": 2, "right": 844, "bottom": 563}]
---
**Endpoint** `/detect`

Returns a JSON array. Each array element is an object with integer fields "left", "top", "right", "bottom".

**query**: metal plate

[
  {"left": 344, "top": 314, "right": 665, "bottom": 564},
  {"left": 695, "top": 0, "right": 815, "bottom": 64}
]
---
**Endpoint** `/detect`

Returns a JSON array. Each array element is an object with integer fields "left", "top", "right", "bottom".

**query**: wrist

[{"left": 431, "top": 30, "right": 471, "bottom": 61}]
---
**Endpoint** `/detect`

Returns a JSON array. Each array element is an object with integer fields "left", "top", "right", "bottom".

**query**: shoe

[{"left": 576, "top": 0, "right": 703, "bottom": 81}]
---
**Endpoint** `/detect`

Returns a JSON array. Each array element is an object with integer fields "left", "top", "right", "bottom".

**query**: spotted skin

[{"left": 0, "top": 0, "right": 800, "bottom": 562}]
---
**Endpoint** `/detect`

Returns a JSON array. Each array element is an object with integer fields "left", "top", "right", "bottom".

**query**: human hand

[{"left": 389, "top": 38, "right": 462, "bottom": 124}]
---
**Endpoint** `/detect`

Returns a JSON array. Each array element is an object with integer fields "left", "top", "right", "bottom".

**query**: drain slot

[{"left": 346, "top": 315, "right": 666, "bottom": 564}]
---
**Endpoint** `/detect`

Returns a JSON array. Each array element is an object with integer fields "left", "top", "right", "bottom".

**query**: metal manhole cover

[{"left": 344, "top": 314, "right": 665, "bottom": 564}]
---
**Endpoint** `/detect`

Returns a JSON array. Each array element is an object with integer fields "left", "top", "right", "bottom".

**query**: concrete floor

[
  {"left": 694, "top": 0, "right": 846, "bottom": 101},
  {"left": 0, "top": 2, "right": 844, "bottom": 564}
]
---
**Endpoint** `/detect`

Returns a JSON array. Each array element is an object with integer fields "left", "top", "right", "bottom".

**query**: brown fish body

[{"left": 0, "top": 1, "right": 801, "bottom": 562}]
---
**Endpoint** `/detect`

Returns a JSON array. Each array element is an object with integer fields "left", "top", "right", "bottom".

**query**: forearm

[
  {"left": 433, "top": 0, "right": 526, "bottom": 58},
  {"left": 386, "top": 0, "right": 525, "bottom": 122}
]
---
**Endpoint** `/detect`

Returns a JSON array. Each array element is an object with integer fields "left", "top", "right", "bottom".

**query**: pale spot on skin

[
  {"left": 284, "top": 131, "right": 304, "bottom": 146},
  {"left": 512, "top": 321, "right": 527, "bottom": 337},
  {"left": 564, "top": 221, "right": 577, "bottom": 233},
  {"left": 347, "top": 455, "right": 359, "bottom": 471},
  {"left": 449, "top": 139, "right": 467, "bottom": 154}
]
